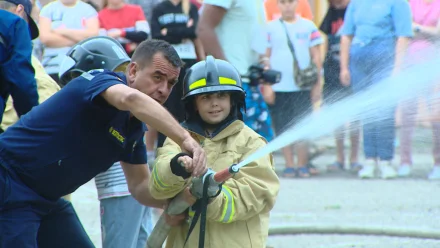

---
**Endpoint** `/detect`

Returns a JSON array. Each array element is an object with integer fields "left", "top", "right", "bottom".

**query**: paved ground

[
  {"left": 267, "top": 235, "right": 440, "bottom": 248},
  {"left": 72, "top": 127, "right": 440, "bottom": 248}
]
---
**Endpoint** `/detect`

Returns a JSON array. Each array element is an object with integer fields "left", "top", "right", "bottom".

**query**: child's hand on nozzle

[
  {"left": 178, "top": 156, "right": 193, "bottom": 173},
  {"left": 178, "top": 155, "right": 207, "bottom": 177}
]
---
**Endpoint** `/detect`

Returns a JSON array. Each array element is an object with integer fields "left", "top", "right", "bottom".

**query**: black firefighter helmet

[
  {"left": 58, "top": 36, "right": 130, "bottom": 87},
  {"left": 182, "top": 55, "right": 246, "bottom": 120}
]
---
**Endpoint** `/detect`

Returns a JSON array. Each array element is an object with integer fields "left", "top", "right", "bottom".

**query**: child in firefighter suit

[{"left": 149, "top": 56, "right": 280, "bottom": 248}]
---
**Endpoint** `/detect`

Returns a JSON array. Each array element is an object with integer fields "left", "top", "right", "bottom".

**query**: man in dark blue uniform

[
  {"left": 0, "top": 4, "right": 39, "bottom": 129},
  {"left": 0, "top": 38, "right": 207, "bottom": 247}
]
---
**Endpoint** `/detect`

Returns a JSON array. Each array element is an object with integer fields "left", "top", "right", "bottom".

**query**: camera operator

[{"left": 197, "top": 0, "right": 275, "bottom": 141}]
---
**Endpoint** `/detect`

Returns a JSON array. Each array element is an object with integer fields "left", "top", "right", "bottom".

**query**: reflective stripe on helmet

[
  {"left": 189, "top": 77, "right": 237, "bottom": 90},
  {"left": 189, "top": 78, "right": 206, "bottom": 90},
  {"left": 219, "top": 77, "right": 237, "bottom": 85}
]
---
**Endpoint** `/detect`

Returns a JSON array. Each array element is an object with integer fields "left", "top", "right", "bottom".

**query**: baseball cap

[{"left": 5, "top": 0, "right": 39, "bottom": 39}]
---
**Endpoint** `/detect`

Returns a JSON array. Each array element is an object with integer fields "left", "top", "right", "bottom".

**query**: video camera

[{"left": 247, "top": 63, "right": 282, "bottom": 86}]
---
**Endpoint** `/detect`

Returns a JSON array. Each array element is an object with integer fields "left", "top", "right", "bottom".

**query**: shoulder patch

[{"left": 80, "top": 72, "right": 95, "bottom": 81}]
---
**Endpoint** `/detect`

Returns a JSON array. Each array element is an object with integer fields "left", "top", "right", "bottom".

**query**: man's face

[{"left": 127, "top": 52, "right": 180, "bottom": 105}]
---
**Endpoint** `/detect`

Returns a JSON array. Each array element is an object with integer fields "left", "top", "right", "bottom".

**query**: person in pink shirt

[{"left": 399, "top": 0, "right": 440, "bottom": 180}]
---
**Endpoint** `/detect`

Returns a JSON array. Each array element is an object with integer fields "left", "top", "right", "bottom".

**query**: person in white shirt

[{"left": 264, "top": 0, "right": 323, "bottom": 178}]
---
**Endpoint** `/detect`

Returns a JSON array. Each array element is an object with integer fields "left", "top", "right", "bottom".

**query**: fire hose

[{"left": 146, "top": 164, "right": 240, "bottom": 248}]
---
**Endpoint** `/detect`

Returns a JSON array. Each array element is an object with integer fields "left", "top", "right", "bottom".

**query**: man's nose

[{"left": 158, "top": 82, "right": 170, "bottom": 96}]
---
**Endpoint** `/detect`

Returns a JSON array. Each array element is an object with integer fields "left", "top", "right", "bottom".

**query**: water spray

[
  {"left": 237, "top": 55, "right": 440, "bottom": 169},
  {"left": 147, "top": 48, "right": 440, "bottom": 246}
]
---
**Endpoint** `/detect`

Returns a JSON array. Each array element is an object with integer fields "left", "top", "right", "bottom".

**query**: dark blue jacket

[
  {"left": 0, "top": 70, "right": 147, "bottom": 200},
  {"left": 0, "top": 10, "right": 39, "bottom": 124}
]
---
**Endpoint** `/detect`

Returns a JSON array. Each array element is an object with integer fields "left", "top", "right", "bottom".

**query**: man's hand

[
  {"left": 181, "top": 136, "right": 207, "bottom": 177},
  {"left": 161, "top": 28, "right": 168, "bottom": 36}
]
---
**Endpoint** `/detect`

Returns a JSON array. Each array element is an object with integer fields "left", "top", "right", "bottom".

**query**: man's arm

[
  {"left": 196, "top": 4, "right": 227, "bottom": 60},
  {"left": 121, "top": 161, "right": 165, "bottom": 208},
  {"left": 100, "top": 84, "right": 206, "bottom": 176},
  {"left": 4, "top": 17, "right": 39, "bottom": 116},
  {"left": 101, "top": 84, "right": 189, "bottom": 146}
]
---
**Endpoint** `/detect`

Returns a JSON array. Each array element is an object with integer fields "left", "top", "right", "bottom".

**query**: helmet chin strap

[{"left": 199, "top": 113, "right": 236, "bottom": 137}]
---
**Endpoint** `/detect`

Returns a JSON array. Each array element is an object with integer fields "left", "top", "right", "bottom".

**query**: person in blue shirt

[
  {"left": 0, "top": 38, "right": 207, "bottom": 247},
  {"left": 0, "top": 1, "right": 40, "bottom": 130},
  {"left": 60, "top": 36, "right": 155, "bottom": 248},
  {"left": 339, "top": 0, "right": 413, "bottom": 179}
]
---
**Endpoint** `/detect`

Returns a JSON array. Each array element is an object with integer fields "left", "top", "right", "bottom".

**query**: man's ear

[
  {"left": 127, "top": 62, "right": 138, "bottom": 84},
  {"left": 15, "top": 4, "right": 25, "bottom": 18}
]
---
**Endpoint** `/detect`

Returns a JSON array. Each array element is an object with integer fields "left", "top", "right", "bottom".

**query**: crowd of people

[
  {"left": 25, "top": 0, "right": 440, "bottom": 181},
  {"left": 1, "top": 0, "right": 440, "bottom": 247}
]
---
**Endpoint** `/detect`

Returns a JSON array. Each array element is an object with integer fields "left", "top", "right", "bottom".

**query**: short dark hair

[{"left": 131, "top": 39, "right": 183, "bottom": 69}]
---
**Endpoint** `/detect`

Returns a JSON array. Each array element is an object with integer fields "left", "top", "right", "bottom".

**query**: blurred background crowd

[
  {"left": 2, "top": 0, "right": 440, "bottom": 247},
  {"left": 21, "top": 0, "right": 440, "bottom": 181}
]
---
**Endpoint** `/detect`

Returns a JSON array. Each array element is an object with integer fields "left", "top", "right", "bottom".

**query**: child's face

[
  {"left": 195, "top": 92, "right": 231, "bottom": 125},
  {"left": 277, "top": 0, "right": 298, "bottom": 19}
]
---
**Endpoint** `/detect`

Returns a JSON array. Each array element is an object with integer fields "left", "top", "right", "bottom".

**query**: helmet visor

[
  {"left": 58, "top": 56, "right": 82, "bottom": 86},
  {"left": 58, "top": 56, "right": 76, "bottom": 80}
]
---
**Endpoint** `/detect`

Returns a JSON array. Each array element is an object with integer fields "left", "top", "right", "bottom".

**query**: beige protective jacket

[
  {"left": 1, "top": 55, "right": 60, "bottom": 130},
  {"left": 149, "top": 120, "right": 280, "bottom": 248}
]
